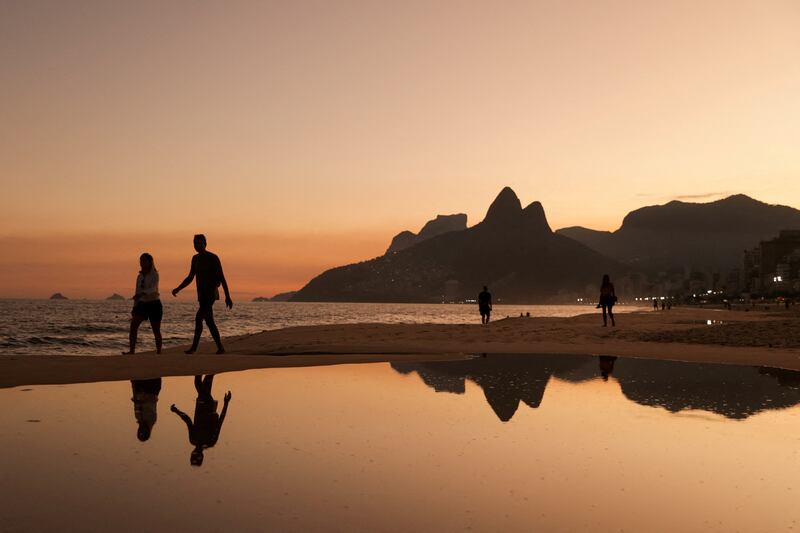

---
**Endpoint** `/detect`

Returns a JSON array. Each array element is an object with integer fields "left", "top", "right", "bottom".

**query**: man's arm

[
  {"left": 218, "top": 258, "right": 233, "bottom": 309},
  {"left": 218, "top": 391, "right": 232, "bottom": 428},
  {"left": 170, "top": 404, "right": 193, "bottom": 430},
  {"left": 172, "top": 257, "right": 196, "bottom": 296}
]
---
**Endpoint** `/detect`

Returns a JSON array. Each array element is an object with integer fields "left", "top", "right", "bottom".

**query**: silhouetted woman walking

[
  {"left": 599, "top": 274, "right": 616, "bottom": 327},
  {"left": 123, "top": 253, "right": 163, "bottom": 354}
]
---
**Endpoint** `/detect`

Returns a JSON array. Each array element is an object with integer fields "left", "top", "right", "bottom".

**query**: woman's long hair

[
  {"left": 601, "top": 274, "right": 611, "bottom": 288},
  {"left": 139, "top": 253, "right": 157, "bottom": 274}
]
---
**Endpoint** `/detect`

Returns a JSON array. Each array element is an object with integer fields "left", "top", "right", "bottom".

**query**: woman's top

[
  {"left": 135, "top": 270, "right": 160, "bottom": 302},
  {"left": 600, "top": 282, "right": 615, "bottom": 296},
  {"left": 599, "top": 282, "right": 616, "bottom": 304}
]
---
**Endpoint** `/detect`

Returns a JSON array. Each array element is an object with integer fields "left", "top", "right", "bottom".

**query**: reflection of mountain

[
  {"left": 614, "top": 359, "right": 800, "bottom": 419},
  {"left": 393, "top": 355, "right": 800, "bottom": 421},
  {"left": 393, "top": 355, "right": 588, "bottom": 421}
]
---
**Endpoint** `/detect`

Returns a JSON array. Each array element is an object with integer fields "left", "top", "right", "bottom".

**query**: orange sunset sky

[{"left": 2, "top": 1, "right": 800, "bottom": 299}]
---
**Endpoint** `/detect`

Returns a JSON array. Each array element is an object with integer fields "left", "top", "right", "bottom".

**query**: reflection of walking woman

[
  {"left": 599, "top": 274, "right": 616, "bottom": 327},
  {"left": 123, "top": 253, "right": 163, "bottom": 354},
  {"left": 131, "top": 378, "right": 162, "bottom": 441}
]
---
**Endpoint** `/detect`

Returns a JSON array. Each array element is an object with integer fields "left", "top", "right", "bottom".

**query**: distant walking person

[
  {"left": 123, "top": 253, "right": 162, "bottom": 354},
  {"left": 172, "top": 234, "right": 233, "bottom": 354},
  {"left": 599, "top": 274, "right": 616, "bottom": 327},
  {"left": 478, "top": 286, "right": 493, "bottom": 324},
  {"left": 653, "top": 299, "right": 658, "bottom": 311}
]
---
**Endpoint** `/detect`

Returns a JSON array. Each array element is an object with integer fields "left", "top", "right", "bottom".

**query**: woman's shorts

[
  {"left": 599, "top": 296, "right": 615, "bottom": 308},
  {"left": 132, "top": 300, "right": 163, "bottom": 322}
]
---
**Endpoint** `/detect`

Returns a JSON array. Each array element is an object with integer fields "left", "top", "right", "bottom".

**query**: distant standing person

[
  {"left": 478, "top": 285, "right": 492, "bottom": 324},
  {"left": 599, "top": 274, "right": 616, "bottom": 327},
  {"left": 123, "top": 253, "right": 162, "bottom": 354},
  {"left": 172, "top": 234, "right": 233, "bottom": 354},
  {"left": 653, "top": 299, "right": 658, "bottom": 311}
]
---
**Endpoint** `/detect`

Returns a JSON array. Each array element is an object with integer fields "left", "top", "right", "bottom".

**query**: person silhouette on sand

[
  {"left": 599, "top": 274, "right": 616, "bottom": 327},
  {"left": 170, "top": 374, "right": 231, "bottom": 467},
  {"left": 172, "top": 234, "right": 233, "bottom": 354},
  {"left": 123, "top": 253, "right": 162, "bottom": 354},
  {"left": 598, "top": 356, "right": 617, "bottom": 381},
  {"left": 131, "top": 378, "right": 162, "bottom": 442},
  {"left": 478, "top": 286, "right": 492, "bottom": 324}
]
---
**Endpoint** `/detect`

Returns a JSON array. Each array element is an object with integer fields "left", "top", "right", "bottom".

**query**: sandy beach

[{"left": 3, "top": 307, "right": 800, "bottom": 389}]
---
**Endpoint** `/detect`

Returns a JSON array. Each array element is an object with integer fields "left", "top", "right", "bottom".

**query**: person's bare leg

[
  {"left": 152, "top": 321, "right": 162, "bottom": 354},
  {"left": 123, "top": 316, "right": 144, "bottom": 354},
  {"left": 602, "top": 306, "right": 607, "bottom": 326},
  {"left": 185, "top": 307, "right": 204, "bottom": 354},
  {"left": 204, "top": 305, "right": 224, "bottom": 354},
  {"left": 609, "top": 307, "right": 615, "bottom": 327}
]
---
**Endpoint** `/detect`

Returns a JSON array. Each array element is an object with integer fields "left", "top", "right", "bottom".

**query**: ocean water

[{"left": 0, "top": 299, "right": 637, "bottom": 355}]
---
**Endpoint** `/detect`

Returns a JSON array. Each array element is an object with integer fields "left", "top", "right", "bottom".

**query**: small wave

[
  {"left": 58, "top": 324, "right": 123, "bottom": 334},
  {"left": 26, "top": 336, "right": 94, "bottom": 346}
]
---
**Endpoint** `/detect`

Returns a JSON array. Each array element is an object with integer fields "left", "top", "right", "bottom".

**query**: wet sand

[{"left": 3, "top": 307, "right": 800, "bottom": 388}]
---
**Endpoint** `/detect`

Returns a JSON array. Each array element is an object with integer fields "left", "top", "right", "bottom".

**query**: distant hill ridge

[
  {"left": 386, "top": 213, "right": 468, "bottom": 253},
  {"left": 557, "top": 194, "right": 800, "bottom": 272},
  {"left": 291, "top": 187, "right": 622, "bottom": 303}
]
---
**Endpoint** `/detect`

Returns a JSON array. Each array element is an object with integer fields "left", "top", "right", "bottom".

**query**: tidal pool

[{"left": 2, "top": 354, "right": 800, "bottom": 532}]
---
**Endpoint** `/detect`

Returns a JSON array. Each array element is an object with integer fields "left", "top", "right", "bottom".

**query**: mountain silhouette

[
  {"left": 557, "top": 195, "right": 800, "bottom": 272},
  {"left": 393, "top": 355, "right": 800, "bottom": 422},
  {"left": 292, "top": 187, "right": 623, "bottom": 302},
  {"left": 386, "top": 214, "right": 468, "bottom": 254}
]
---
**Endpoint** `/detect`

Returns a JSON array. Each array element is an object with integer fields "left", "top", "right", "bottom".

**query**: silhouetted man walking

[
  {"left": 478, "top": 285, "right": 492, "bottom": 324},
  {"left": 172, "top": 234, "right": 233, "bottom": 354}
]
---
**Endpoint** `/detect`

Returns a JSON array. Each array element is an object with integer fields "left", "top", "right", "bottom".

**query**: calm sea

[{"left": 0, "top": 299, "right": 634, "bottom": 355}]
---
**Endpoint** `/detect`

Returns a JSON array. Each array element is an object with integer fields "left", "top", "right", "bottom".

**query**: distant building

[{"left": 743, "top": 230, "right": 800, "bottom": 294}]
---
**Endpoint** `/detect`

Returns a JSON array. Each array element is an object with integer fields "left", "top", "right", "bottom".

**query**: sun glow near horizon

[{"left": 2, "top": 0, "right": 800, "bottom": 297}]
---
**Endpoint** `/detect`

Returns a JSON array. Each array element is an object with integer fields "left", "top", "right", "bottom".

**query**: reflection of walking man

[
  {"left": 478, "top": 286, "right": 493, "bottom": 324},
  {"left": 170, "top": 375, "right": 231, "bottom": 467},
  {"left": 172, "top": 234, "right": 233, "bottom": 354}
]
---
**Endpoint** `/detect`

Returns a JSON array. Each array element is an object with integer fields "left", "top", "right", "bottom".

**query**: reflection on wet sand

[
  {"left": 170, "top": 375, "right": 232, "bottom": 466},
  {"left": 131, "top": 378, "right": 162, "bottom": 442},
  {"left": 393, "top": 355, "right": 800, "bottom": 421}
]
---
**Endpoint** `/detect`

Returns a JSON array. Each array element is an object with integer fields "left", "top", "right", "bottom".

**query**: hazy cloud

[{"left": 672, "top": 191, "right": 731, "bottom": 201}]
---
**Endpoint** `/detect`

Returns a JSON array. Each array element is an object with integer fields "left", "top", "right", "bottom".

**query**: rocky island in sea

[
  {"left": 253, "top": 291, "right": 297, "bottom": 302},
  {"left": 49, "top": 293, "right": 68, "bottom": 300},
  {"left": 106, "top": 293, "right": 125, "bottom": 301}
]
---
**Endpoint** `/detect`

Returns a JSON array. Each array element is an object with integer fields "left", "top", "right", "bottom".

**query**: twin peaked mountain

[
  {"left": 292, "top": 187, "right": 800, "bottom": 303},
  {"left": 292, "top": 187, "right": 620, "bottom": 303}
]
